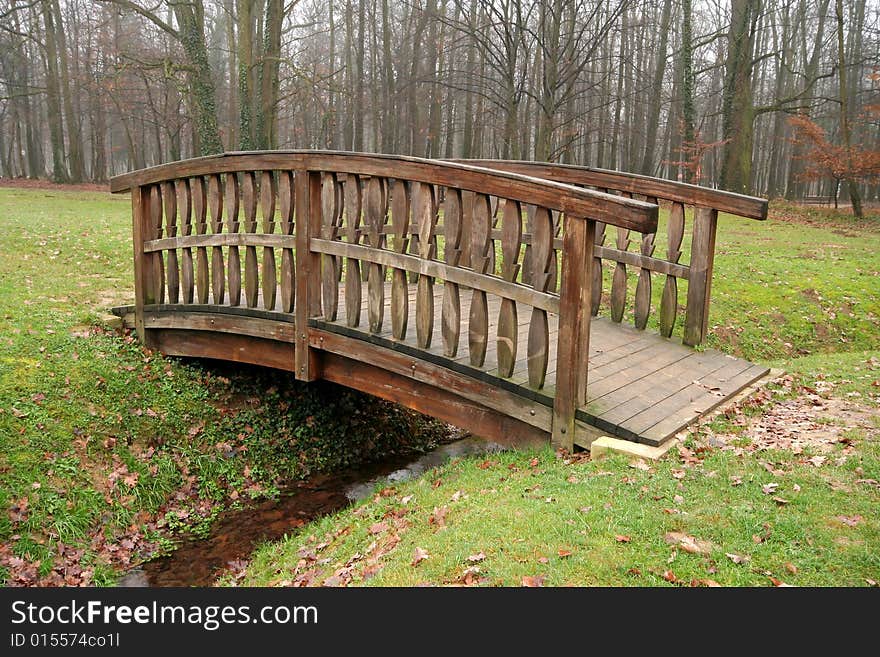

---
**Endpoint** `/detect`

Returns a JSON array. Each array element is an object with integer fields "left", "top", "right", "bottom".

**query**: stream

[{"left": 117, "top": 436, "right": 503, "bottom": 587}]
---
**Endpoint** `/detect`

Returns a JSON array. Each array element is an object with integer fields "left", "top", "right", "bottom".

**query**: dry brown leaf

[
  {"left": 690, "top": 579, "right": 722, "bottom": 587},
  {"left": 785, "top": 563, "right": 798, "bottom": 575},
  {"left": 726, "top": 553, "right": 750, "bottom": 565},
  {"left": 761, "top": 482, "right": 779, "bottom": 494},
  {"left": 836, "top": 514, "right": 862, "bottom": 527},
  {"left": 521, "top": 575, "right": 545, "bottom": 587},
  {"left": 664, "top": 532, "right": 713, "bottom": 555},
  {"left": 662, "top": 570, "right": 677, "bottom": 583},
  {"left": 467, "top": 551, "right": 486, "bottom": 563},
  {"left": 558, "top": 548, "right": 573, "bottom": 557},
  {"left": 615, "top": 535, "right": 631, "bottom": 544},
  {"left": 411, "top": 547, "right": 430, "bottom": 566},
  {"left": 368, "top": 522, "right": 388, "bottom": 535}
]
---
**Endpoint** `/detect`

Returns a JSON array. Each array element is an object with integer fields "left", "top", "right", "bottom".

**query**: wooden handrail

[
  {"left": 110, "top": 151, "right": 659, "bottom": 233},
  {"left": 452, "top": 159, "right": 769, "bottom": 220}
]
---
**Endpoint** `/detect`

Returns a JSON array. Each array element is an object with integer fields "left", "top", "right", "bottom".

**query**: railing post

[
  {"left": 683, "top": 207, "right": 718, "bottom": 347},
  {"left": 294, "top": 169, "right": 323, "bottom": 381},
  {"left": 552, "top": 216, "right": 595, "bottom": 451},
  {"left": 132, "top": 184, "right": 158, "bottom": 349}
]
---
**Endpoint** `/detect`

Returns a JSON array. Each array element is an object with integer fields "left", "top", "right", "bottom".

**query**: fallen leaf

[
  {"left": 772, "top": 496, "right": 790, "bottom": 505},
  {"left": 521, "top": 575, "right": 545, "bottom": 587},
  {"left": 429, "top": 506, "right": 449, "bottom": 528},
  {"left": 369, "top": 522, "right": 388, "bottom": 535},
  {"left": 673, "top": 494, "right": 685, "bottom": 505},
  {"left": 615, "top": 535, "right": 631, "bottom": 544},
  {"left": 626, "top": 567, "right": 641, "bottom": 576},
  {"left": 785, "top": 563, "right": 798, "bottom": 575},
  {"left": 768, "top": 576, "right": 793, "bottom": 587},
  {"left": 629, "top": 459, "right": 651, "bottom": 471},
  {"left": 730, "top": 476, "right": 743, "bottom": 487},
  {"left": 538, "top": 556, "right": 549, "bottom": 564},
  {"left": 411, "top": 547, "right": 430, "bottom": 566},
  {"left": 566, "top": 475, "right": 579, "bottom": 483},
  {"left": 467, "top": 551, "right": 486, "bottom": 563},
  {"left": 761, "top": 482, "right": 779, "bottom": 494},
  {"left": 662, "top": 570, "right": 677, "bottom": 583},
  {"left": 400, "top": 495, "right": 413, "bottom": 505},
  {"left": 529, "top": 457, "right": 539, "bottom": 467},
  {"left": 664, "top": 532, "right": 713, "bottom": 555},
  {"left": 671, "top": 470, "right": 686, "bottom": 480},
  {"left": 558, "top": 548, "right": 574, "bottom": 557},
  {"left": 690, "top": 579, "right": 722, "bottom": 587},
  {"left": 726, "top": 553, "right": 750, "bottom": 565},
  {"left": 836, "top": 515, "right": 862, "bottom": 527}
]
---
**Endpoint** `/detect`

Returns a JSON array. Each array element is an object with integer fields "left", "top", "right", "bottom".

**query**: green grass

[
  {"left": 238, "top": 200, "right": 880, "bottom": 587},
  {"left": 0, "top": 187, "right": 447, "bottom": 585}
]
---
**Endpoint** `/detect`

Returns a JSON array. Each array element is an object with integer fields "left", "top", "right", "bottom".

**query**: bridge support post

[
  {"left": 132, "top": 184, "right": 158, "bottom": 349},
  {"left": 552, "top": 217, "right": 595, "bottom": 451},
  {"left": 684, "top": 207, "right": 718, "bottom": 346},
  {"left": 294, "top": 170, "right": 323, "bottom": 381}
]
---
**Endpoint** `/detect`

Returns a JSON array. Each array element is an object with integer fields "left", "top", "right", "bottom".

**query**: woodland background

[{"left": 0, "top": 0, "right": 878, "bottom": 207}]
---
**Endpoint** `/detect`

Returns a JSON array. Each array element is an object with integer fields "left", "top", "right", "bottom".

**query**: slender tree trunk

[
  {"left": 40, "top": 0, "right": 68, "bottom": 182},
  {"left": 835, "top": 0, "right": 862, "bottom": 217},
  {"left": 641, "top": 0, "right": 672, "bottom": 175}
]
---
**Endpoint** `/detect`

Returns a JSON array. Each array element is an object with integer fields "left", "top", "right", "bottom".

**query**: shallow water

[{"left": 117, "top": 436, "right": 503, "bottom": 587}]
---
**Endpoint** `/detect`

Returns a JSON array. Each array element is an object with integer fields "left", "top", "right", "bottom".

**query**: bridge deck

[{"left": 117, "top": 281, "right": 768, "bottom": 448}]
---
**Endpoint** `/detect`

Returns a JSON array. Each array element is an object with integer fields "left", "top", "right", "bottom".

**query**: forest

[{"left": 0, "top": 0, "right": 878, "bottom": 208}]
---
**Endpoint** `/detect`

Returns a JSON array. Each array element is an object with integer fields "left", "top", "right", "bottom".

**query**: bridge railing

[
  {"left": 111, "top": 151, "right": 660, "bottom": 448},
  {"left": 456, "top": 160, "right": 768, "bottom": 347}
]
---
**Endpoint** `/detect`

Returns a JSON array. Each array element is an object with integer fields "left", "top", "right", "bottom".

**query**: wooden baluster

[
  {"left": 549, "top": 210, "right": 561, "bottom": 292},
  {"left": 390, "top": 179, "right": 410, "bottom": 340},
  {"left": 208, "top": 174, "right": 225, "bottom": 305},
  {"left": 684, "top": 207, "right": 718, "bottom": 346},
  {"left": 659, "top": 201, "right": 685, "bottom": 337},
  {"left": 162, "top": 181, "right": 178, "bottom": 303},
  {"left": 527, "top": 206, "right": 553, "bottom": 388},
  {"left": 260, "top": 171, "right": 277, "bottom": 310},
  {"left": 497, "top": 199, "right": 522, "bottom": 378},
  {"left": 294, "top": 170, "right": 322, "bottom": 381},
  {"left": 591, "top": 221, "right": 606, "bottom": 316},
  {"left": 458, "top": 191, "right": 473, "bottom": 269},
  {"left": 633, "top": 196, "right": 657, "bottom": 330},
  {"left": 521, "top": 205, "right": 535, "bottom": 286},
  {"left": 415, "top": 183, "right": 438, "bottom": 348},
  {"left": 344, "top": 174, "right": 362, "bottom": 327},
  {"left": 488, "top": 195, "right": 500, "bottom": 275},
  {"left": 365, "top": 176, "right": 387, "bottom": 333},
  {"left": 278, "top": 171, "right": 295, "bottom": 313},
  {"left": 441, "top": 188, "right": 462, "bottom": 357},
  {"left": 150, "top": 185, "right": 165, "bottom": 304},
  {"left": 177, "top": 179, "right": 194, "bottom": 304},
  {"left": 609, "top": 193, "right": 631, "bottom": 323},
  {"left": 225, "top": 173, "right": 241, "bottom": 306},
  {"left": 468, "top": 193, "right": 491, "bottom": 367},
  {"left": 321, "top": 172, "right": 340, "bottom": 320},
  {"left": 242, "top": 171, "right": 259, "bottom": 308},
  {"left": 191, "top": 177, "right": 209, "bottom": 305}
]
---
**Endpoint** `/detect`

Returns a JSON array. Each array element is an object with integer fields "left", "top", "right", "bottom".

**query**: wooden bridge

[{"left": 110, "top": 151, "right": 769, "bottom": 452}]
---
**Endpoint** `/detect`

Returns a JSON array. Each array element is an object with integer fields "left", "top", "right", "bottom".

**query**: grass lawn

[
  {"left": 237, "top": 200, "right": 880, "bottom": 587},
  {"left": 0, "top": 185, "right": 877, "bottom": 586},
  {"left": 0, "top": 186, "right": 448, "bottom": 586}
]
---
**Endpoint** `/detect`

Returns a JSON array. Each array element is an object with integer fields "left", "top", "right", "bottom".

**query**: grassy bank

[
  {"left": 237, "top": 200, "right": 880, "bottom": 587},
  {"left": 0, "top": 187, "right": 448, "bottom": 586}
]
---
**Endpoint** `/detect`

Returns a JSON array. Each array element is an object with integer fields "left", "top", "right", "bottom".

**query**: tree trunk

[
  {"left": 720, "top": 0, "right": 757, "bottom": 194},
  {"left": 835, "top": 0, "right": 863, "bottom": 217},
  {"left": 641, "top": 0, "right": 672, "bottom": 175},
  {"left": 40, "top": 0, "right": 68, "bottom": 182}
]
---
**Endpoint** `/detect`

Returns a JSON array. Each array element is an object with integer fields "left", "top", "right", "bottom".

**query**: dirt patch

[
  {"left": 694, "top": 375, "right": 878, "bottom": 458},
  {"left": 0, "top": 177, "right": 108, "bottom": 193}
]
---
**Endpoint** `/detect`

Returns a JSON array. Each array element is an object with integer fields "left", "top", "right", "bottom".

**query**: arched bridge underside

[{"left": 111, "top": 152, "right": 770, "bottom": 452}]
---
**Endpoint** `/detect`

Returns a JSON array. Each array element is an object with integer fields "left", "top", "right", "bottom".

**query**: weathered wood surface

[{"left": 117, "top": 283, "right": 768, "bottom": 447}]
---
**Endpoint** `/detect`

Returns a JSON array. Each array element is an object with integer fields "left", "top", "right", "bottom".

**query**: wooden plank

[
  {"left": 131, "top": 186, "right": 155, "bottom": 348},
  {"left": 294, "top": 170, "right": 322, "bottom": 380},
  {"left": 162, "top": 181, "right": 179, "bottom": 304},
  {"left": 365, "top": 176, "right": 387, "bottom": 333},
  {"left": 152, "top": 328, "right": 295, "bottom": 372},
  {"left": 497, "top": 199, "right": 522, "bottom": 378},
  {"left": 639, "top": 363, "right": 770, "bottom": 443},
  {"left": 527, "top": 206, "right": 553, "bottom": 389},
  {"left": 321, "top": 172, "right": 340, "bottom": 320},
  {"left": 278, "top": 171, "right": 295, "bottom": 313},
  {"left": 225, "top": 173, "right": 242, "bottom": 306},
  {"left": 311, "top": 328, "right": 551, "bottom": 431},
  {"left": 149, "top": 185, "right": 165, "bottom": 304},
  {"left": 551, "top": 216, "right": 595, "bottom": 450},
  {"left": 390, "top": 178, "right": 410, "bottom": 340},
  {"left": 260, "top": 171, "right": 277, "bottom": 311},
  {"left": 415, "top": 182, "right": 437, "bottom": 347},
  {"left": 242, "top": 171, "right": 259, "bottom": 308},
  {"left": 684, "top": 207, "right": 718, "bottom": 346},
  {"left": 468, "top": 194, "right": 491, "bottom": 366},
  {"left": 191, "top": 176, "right": 210, "bottom": 305},
  {"left": 344, "top": 173, "right": 362, "bottom": 328},
  {"left": 207, "top": 174, "right": 225, "bottom": 305},
  {"left": 590, "top": 222, "right": 606, "bottom": 316},
  {"left": 143, "top": 310, "right": 296, "bottom": 342},
  {"left": 177, "top": 179, "right": 195, "bottom": 305},
  {"left": 319, "top": 352, "right": 548, "bottom": 448}
]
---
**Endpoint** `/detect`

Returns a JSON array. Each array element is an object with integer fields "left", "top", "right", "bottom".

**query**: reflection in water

[{"left": 118, "top": 437, "right": 503, "bottom": 587}]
